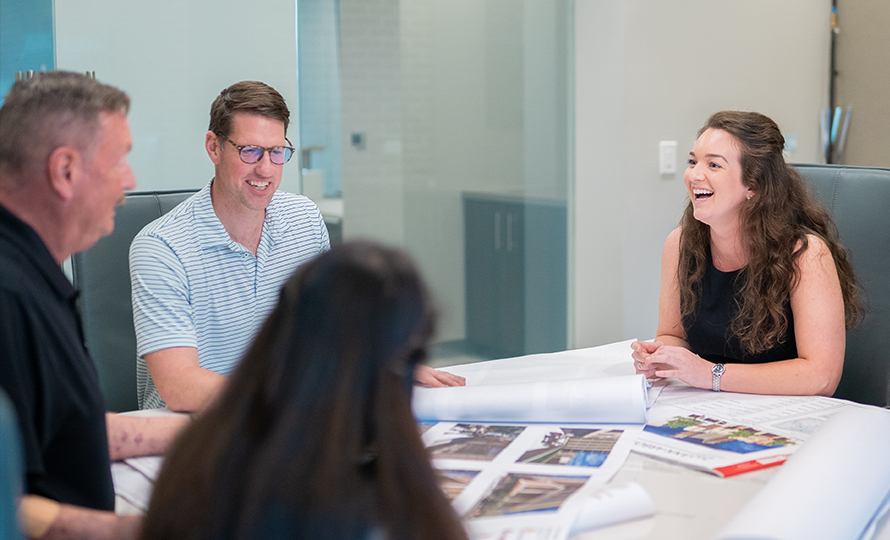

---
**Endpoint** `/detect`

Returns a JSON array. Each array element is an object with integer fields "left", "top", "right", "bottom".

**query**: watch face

[{"left": 712, "top": 363, "right": 725, "bottom": 375}]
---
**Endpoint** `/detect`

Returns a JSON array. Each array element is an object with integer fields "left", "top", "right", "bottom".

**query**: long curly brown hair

[{"left": 678, "top": 111, "right": 862, "bottom": 356}]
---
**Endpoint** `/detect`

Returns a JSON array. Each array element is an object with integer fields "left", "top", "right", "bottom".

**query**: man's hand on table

[{"left": 413, "top": 365, "right": 466, "bottom": 387}]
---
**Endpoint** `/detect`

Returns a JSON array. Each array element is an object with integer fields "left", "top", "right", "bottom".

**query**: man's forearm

[
  {"left": 144, "top": 347, "right": 227, "bottom": 412},
  {"left": 106, "top": 413, "right": 190, "bottom": 461},
  {"left": 156, "top": 366, "right": 226, "bottom": 412},
  {"left": 19, "top": 495, "right": 141, "bottom": 540}
]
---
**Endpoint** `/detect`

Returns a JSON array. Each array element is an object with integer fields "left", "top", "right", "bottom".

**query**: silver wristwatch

[{"left": 711, "top": 363, "right": 725, "bottom": 392}]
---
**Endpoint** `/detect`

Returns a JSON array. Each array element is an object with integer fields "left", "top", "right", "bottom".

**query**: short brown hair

[
  {"left": 0, "top": 71, "right": 130, "bottom": 178},
  {"left": 208, "top": 81, "right": 289, "bottom": 139}
]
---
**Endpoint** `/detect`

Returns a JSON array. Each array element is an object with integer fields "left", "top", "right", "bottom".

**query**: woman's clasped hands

[{"left": 631, "top": 341, "right": 715, "bottom": 390}]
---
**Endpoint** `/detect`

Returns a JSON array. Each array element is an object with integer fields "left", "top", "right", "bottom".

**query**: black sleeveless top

[{"left": 682, "top": 259, "right": 797, "bottom": 364}]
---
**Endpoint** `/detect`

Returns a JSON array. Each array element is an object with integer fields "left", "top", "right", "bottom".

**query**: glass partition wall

[
  {"left": 3, "top": 0, "right": 573, "bottom": 365},
  {"left": 300, "top": 0, "right": 573, "bottom": 363}
]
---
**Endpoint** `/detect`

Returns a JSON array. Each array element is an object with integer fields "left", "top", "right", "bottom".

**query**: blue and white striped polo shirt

[{"left": 130, "top": 181, "right": 330, "bottom": 409}]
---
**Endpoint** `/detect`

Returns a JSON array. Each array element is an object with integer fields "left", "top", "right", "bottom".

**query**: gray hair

[{"left": 0, "top": 71, "right": 130, "bottom": 179}]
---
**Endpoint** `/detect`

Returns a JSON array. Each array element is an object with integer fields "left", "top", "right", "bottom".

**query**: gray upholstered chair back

[
  {"left": 1, "top": 388, "right": 23, "bottom": 540},
  {"left": 796, "top": 164, "right": 890, "bottom": 407},
  {"left": 71, "top": 190, "right": 197, "bottom": 412}
]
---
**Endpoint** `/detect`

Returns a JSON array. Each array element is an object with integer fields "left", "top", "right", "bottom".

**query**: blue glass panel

[{"left": 0, "top": 0, "right": 54, "bottom": 104}]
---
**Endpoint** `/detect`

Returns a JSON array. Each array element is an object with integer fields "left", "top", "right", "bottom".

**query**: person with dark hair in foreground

[
  {"left": 632, "top": 111, "right": 861, "bottom": 396},
  {"left": 141, "top": 241, "right": 468, "bottom": 540}
]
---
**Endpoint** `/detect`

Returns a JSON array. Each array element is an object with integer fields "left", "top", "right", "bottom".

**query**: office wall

[
  {"left": 573, "top": 0, "right": 831, "bottom": 347},
  {"left": 834, "top": 0, "right": 890, "bottom": 167},
  {"left": 53, "top": 0, "right": 299, "bottom": 194}
]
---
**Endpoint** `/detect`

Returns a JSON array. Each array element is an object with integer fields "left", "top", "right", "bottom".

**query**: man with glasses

[
  {"left": 130, "top": 81, "right": 463, "bottom": 412},
  {"left": 130, "top": 80, "right": 329, "bottom": 412}
]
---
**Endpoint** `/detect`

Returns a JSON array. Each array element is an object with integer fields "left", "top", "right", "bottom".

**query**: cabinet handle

[
  {"left": 506, "top": 213, "right": 513, "bottom": 252},
  {"left": 494, "top": 211, "right": 501, "bottom": 251}
]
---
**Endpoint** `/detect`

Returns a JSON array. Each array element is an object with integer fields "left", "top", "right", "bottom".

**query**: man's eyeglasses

[{"left": 219, "top": 135, "right": 295, "bottom": 165}]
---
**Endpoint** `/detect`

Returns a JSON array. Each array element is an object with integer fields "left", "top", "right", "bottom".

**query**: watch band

[{"left": 711, "top": 363, "right": 725, "bottom": 392}]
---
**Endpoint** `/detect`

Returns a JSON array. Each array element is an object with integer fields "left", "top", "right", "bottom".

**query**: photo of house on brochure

[
  {"left": 429, "top": 424, "right": 527, "bottom": 461},
  {"left": 644, "top": 415, "right": 799, "bottom": 454},
  {"left": 634, "top": 384, "right": 855, "bottom": 477},
  {"left": 436, "top": 469, "right": 480, "bottom": 501},
  {"left": 468, "top": 473, "right": 590, "bottom": 518},
  {"left": 518, "top": 429, "right": 622, "bottom": 467},
  {"left": 421, "top": 421, "right": 644, "bottom": 540}
]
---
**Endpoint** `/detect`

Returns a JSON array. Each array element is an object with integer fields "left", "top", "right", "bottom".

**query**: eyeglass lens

[{"left": 239, "top": 145, "right": 293, "bottom": 165}]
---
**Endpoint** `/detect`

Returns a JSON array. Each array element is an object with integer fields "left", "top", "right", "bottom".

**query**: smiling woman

[
  {"left": 632, "top": 111, "right": 863, "bottom": 398},
  {"left": 684, "top": 128, "right": 754, "bottom": 248}
]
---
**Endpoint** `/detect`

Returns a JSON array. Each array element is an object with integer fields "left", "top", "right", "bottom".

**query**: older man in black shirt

[{"left": 0, "top": 72, "right": 187, "bottom": 539}]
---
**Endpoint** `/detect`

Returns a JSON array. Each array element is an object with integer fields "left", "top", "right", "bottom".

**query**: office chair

[
  {"left": 1, "top": 388, "right": 24, "bottom": 540},
  {"left": 796, "top": 164, "right": 890, "bottom": 407},
  {"left": 70, "top": 190, "right": 197, "bottom": 412}
]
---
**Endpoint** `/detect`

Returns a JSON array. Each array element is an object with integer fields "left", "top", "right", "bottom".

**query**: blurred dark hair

[
  {"left": 678, "top": 111, "right": 862, "bottom": 354},
  {"left": 141, "top": 241, "right": 466, "bottom": 540},
  {"left": 208, "top": 80, "right": 289, "bottom": 139},
  {"left": 0, "top": 71, "right": 129, "bottom": 179}
]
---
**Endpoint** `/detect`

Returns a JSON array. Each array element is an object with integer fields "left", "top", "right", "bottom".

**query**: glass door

[{"left": 298, "top": 0, "right": 573, "bottom": 364}]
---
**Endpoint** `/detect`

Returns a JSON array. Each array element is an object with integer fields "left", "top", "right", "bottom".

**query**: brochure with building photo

[
  {"left": 457, "top": 482, "right": 655, "bottom": 540},
  {"left": 634, "top": 383, "right": 857, "bottom": 477},
  {"left": 421, "top": 421, "right": 648, "bottom": 539}
]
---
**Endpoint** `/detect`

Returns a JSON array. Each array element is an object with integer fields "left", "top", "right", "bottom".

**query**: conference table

[{"left": 113, "top": 340, "right": 890, "bottom": 539}]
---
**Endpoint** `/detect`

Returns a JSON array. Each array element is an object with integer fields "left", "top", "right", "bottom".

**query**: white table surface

[
  {"left": 438, "top": 341, "right": 775, "bottom": 539},
  {"left": 113, "top": 340, "right": 890, "bottom": 539},
  {"left": 430, "top": 340, "right": 890, "bottom": 540}
]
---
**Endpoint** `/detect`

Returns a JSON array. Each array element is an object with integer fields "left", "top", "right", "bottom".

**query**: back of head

[
  {"left": 264, "top": 240, "right": 433, "bottom": 408},
  {"left": 0, "top": 71, "right": 130, "bottom": 182},
  {"left": 208, "top": 80, "right": 290, "bottom": 139},
  {"left": 142, "top": 241, "right": 466, "bottom": 540}
]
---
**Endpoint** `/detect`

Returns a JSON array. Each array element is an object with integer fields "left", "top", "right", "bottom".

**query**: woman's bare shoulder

[
  {"left": 796, "top": 234, "right": 831, "bottom": 258},
  {"left": 665, "top": 226, "right": 683, "bottom": 249},
  {"left": 795, "top": 234, "right": 835, "bottom": 274}
]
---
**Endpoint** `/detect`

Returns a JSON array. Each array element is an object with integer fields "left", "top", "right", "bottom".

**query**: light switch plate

[{"left": 659, "top": 140, "right": 677, "bottom": 175}]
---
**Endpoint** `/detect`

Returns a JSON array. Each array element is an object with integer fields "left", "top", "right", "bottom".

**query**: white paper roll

[
  {"left": 412, "top": 375, "right": 649, "bottom": 424},
  {"left": 716, "top": 406, "right": 890, "bottom": 540}
]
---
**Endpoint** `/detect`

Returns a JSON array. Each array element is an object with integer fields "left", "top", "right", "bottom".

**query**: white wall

[
  {"left": 54, "top": 0, "right": 300, "bottom": 194},
  {"left": 573, "top": 0, "right": 831, "bottom": 348},
  {"left": 835, "top": 0, "right": 890, "bottom": 167}
]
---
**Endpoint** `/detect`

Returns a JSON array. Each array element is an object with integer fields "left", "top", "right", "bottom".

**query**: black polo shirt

[{"left": 0, "top": 204, "right": 114, "bottom": 510}]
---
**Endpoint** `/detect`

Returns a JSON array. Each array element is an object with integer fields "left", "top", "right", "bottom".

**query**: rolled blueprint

[
  {"left": 412, "top": 374, "right": 648, "bottom": 424},
  {"left": 716, "top": 405, "right": 890, "bottom": 540},
  {"left": 571, "top": 482, "right": 655, "bottom": 534}
]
